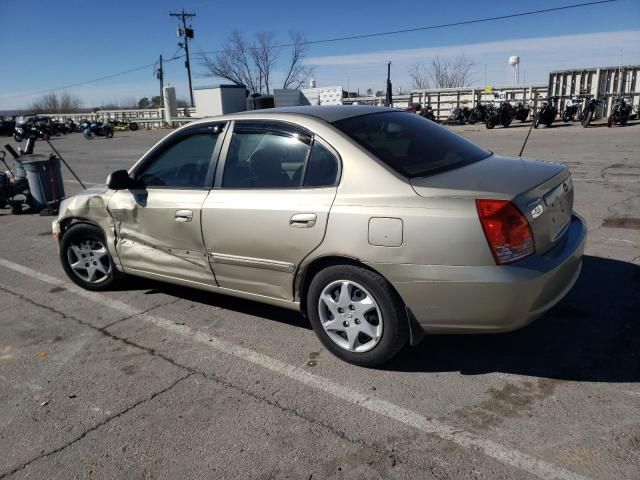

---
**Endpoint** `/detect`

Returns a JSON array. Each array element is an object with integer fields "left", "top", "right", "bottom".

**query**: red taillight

[{"left": 475, "top": 199, "right": 535, "bottom": 265}]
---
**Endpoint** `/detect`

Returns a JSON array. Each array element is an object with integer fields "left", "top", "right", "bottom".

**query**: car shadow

[
  {"left": 114, "top": 255, "right": 638, "bottom": 382},
  {"left": 385, "top": 255, "right": 640, "bottom": 382},
  {"left": 119, "top": 276, "right": 311, "bottom": 331}
]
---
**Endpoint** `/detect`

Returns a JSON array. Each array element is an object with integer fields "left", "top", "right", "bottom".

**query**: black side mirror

[{"left": 107, "top": 169, "right": 133, "bottom": 190}]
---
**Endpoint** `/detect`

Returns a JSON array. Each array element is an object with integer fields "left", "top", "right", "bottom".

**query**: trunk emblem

[{"left": 531, "top": 204, "right": 544, "bottom": 218}]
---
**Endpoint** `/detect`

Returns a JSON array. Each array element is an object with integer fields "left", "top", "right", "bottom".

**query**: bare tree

[
  {"left": 29, "top": 92, "right": 82, "bottom": 113},
  {"left": 202, "top": 30, "right": 314, "bottom": 94},
  {"left": 429, "top": 55, "right": 476, "bottom": 88},
  {"left": 408, "top": 63, "right": 430, "bottom": 90},
  {"left": 252, "top": 32, "right": 279, "bottom": 93},
  {"left": 281, "top": 31, "right": 314, "bottom": 91}
]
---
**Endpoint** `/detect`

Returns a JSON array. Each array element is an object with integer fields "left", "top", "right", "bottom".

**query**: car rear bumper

[{"left": 368, "top": 213, "right": 587, "bottom": 333}]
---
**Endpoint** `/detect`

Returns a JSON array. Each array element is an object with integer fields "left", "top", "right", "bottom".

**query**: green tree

[{"left": 138, "top": 97, "right": 151, "bottom": 109}]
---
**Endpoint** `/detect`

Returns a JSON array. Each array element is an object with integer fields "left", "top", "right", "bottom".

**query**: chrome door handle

[
  {"left": 289, "top": 213, "right": 317, "bottom": 228},
  {"left": 175, "top": 210, "right": 193, "bottom": 222}
]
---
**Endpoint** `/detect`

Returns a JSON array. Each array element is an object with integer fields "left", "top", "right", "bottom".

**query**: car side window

[
  {"left": 303, "top": 141, "right": 339, "bottom": 187},
  {"left": 222, "top": 128, "right": 310, "bottom": 188},
  {"left": 136, "top": 132, "right": 220, "bottom": 188}
]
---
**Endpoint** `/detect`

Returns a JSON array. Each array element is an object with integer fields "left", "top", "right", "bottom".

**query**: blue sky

[{"left": 1, "top": 0, "right": 639, "bottom": 109}]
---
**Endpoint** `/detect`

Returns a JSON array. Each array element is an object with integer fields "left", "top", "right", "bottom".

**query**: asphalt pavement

[{"left": 0, "top": 118, "right": 638, "bottom": 479}]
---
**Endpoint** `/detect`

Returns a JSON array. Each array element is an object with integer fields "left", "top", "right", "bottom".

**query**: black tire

[
  {"left": 129, "top": 122, "right": 139, "bottom": 131},
  {"left": 562, "top": 112, "right": 571, "bottom": 122},
  {"left": 59, "top": 223, "right": 123, "bottom": 291},
  {"left": 467, "top": 113, "right": 477, "bottom": 125},
  {"left": 607, "top": 115, "right": 614, "bottom": 128},
  {"left": 582, "top": 111, "right": 593, "bottom": 128},
  {"left": 485, "top": 117, "right": 496, "bottom": 129},
  {"left": 105, "top": 129, "right": 114, "bottom": 138},
  {"left": 14, "top": 133, "right": 23, "bottom": 142},
  {"left": 307, "top": 264, "right": 409, "bottom": 367}
]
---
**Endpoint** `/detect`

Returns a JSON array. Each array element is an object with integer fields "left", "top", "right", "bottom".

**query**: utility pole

[
  {"left": 385, "top": 62, "right": 393, "bottom": 107},
  {"left": 156, "top": 54, "right": 164, "bottom": 107},
  {"left": 170, "top": 9, "right": 196, "bottom": 107}
]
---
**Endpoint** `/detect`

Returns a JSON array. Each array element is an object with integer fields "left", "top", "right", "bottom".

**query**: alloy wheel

[
  {"left": 317, "top": 280, "right": 383, "bottom": 353},
  {"left": 66, "top": 239, "right": 111, "bottom": 284}
]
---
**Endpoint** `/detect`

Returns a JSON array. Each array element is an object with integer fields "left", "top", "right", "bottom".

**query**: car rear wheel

[
  {"left": 307, "top": 264, "right": 408, "bottom": 366},
  {"left": 60, "top": 223, "right": 123, "bottom": 291}
]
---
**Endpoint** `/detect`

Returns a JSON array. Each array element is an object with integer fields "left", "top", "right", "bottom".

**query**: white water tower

[
  {"left": 508, "top": 56, "right": 520, "bottom": 85},
  {"left": 309, "top": 78, "right": 316, "bottom": 88}
]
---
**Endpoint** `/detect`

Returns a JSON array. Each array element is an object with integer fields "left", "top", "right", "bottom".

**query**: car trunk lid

[{"left": 410, "top": 155, "right": 573, "bottom": 255}]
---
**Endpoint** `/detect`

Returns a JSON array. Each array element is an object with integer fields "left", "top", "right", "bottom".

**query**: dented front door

[
  {"left": 108, "top": 124, "right": 225, "bottom": 286},
  {"left": 109, "top": 189, "right": 214, "bottom": 285}
]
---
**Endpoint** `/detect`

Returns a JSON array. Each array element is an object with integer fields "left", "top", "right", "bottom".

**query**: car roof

[{"left": 227, "top": 105, "right": 399, "bottom": 123}]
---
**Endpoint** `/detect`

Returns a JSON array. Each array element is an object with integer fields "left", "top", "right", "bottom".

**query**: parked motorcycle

[
  {"left": 512, "top": 102, "right": 530, "bottom": 122},
  {"left": 63, "top": 120, "right": 77, "bottom": 134},
  {"left": 77, "top": 119, "right": 92, "bottom": 133},
  {"left": 485, "top": 102, "right": 513, "bottom": 129},
  {"left": 14, "top": 117, "right": 46, "bottom": 142},
  {"left": 581, "top": 98, "right": 600, "bottom": 127},
  {"left": 83, "top": 121, "right": 113, "bottom": 139},
  {"left": 107, "top": 119, "right": 140, "bottom": 131},
  {"left": 467, "top": 103, "right": 488, "bottom": 125},
  {"left": 607, "top": 96, "right": 632, "bottom": 127},
  {"left": 446, "top": 105, "right": 472, "bottom": 125},
  {"left": 562, "top": 97, "right": 582, "bottom": 122},
  {"left": 534, "top": 98, "right": 558, "bottom": 128},
  {"left": 420, "top": 104, "right": 436, "bottom": 121}
]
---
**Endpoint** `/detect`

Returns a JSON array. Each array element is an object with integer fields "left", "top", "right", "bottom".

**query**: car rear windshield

[{"left": 333, "top": 111, "right": 491, "bottom": 178}]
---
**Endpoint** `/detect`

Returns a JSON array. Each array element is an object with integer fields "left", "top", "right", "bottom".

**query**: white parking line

[{"left": 0, "top": 257, "right": 589, "bottom": 480}]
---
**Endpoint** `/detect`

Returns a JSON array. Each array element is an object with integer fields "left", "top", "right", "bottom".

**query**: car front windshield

[{"left": 333, "top": 111, "right": 491, "bottom": 178}]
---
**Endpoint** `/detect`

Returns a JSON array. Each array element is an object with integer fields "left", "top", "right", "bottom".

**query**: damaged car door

[{"left": 109, "top": 123, "right": 226, "bottom": 286}]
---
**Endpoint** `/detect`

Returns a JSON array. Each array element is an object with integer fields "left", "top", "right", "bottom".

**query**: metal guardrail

[{"left": 343, "top": 84, "right": 549, "bottom": 120}]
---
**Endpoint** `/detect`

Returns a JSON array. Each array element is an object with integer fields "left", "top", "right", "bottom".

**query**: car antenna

[
  {"left": 44, "top": 138, "right": 87, "bottom": 189},
  {"left": 518, "top": 116, "right": 536, "bottom": 157}
]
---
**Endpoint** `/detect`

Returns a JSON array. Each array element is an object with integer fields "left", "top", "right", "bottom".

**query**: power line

[
  {"left": 195, "top": 0, "right": 620, "bottom": 55},
  {"left": 2, "top": 53, "right": 185, "bottom": 101},
  {"left": 1, "top": 0, "right": 619, "bottom": 101}
]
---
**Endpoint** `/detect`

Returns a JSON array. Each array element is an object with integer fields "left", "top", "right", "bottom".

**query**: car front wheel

[
  {"left": 307, "top": 264, "right": 409, "bottom": 367},
  {"left": 60, "top": 223, "right": 123, "bottom": 291}
]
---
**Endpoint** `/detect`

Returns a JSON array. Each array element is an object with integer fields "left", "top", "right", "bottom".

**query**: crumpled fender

[{"left": 56, "top": 186, "right": 121, "bottom": 268}]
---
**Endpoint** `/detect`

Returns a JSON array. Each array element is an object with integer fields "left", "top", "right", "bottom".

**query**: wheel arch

[
  {"left": 295, "top": 255, "right": 425, "bottom": 346},
  {"left": 59, "top": 217, "right": 103, "bottom": 239}
]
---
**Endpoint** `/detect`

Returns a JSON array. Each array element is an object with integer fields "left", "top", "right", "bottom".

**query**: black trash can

[{"left": 22, "top": 154, "right": 65, "bottom": 209}]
